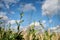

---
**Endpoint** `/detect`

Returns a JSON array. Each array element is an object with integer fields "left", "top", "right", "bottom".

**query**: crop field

[
  {"left": 0, "top": 12, "right": 60, "bottom": 40},
  {"left": 0, "top": 0, "right": 60, "bottom": 40}
]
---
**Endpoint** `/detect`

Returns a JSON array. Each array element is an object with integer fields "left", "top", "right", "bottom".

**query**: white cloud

[
  {"left": 42, "top": 20, "right": 46, "bottom": 24},
  {"left": 0, "top": 12, "right": 8, "bottom": 20},
  {"left": 1, "top": 0, "right": 18, "bottom": 9},
  {"left": 9, "top": 25, "right": 27, "bottom": 32},
  {"left": 2, "top": 16, "right": 8, "bottom": 20},
  {"left": 50, "top": 27, "right": 57, "bottom": 30},
  {"left": 50, "top": 25, "right": 60, "bottom": 32},
  {"left": 29, "top": 22, "right": 46, "bottom": 33},
  {"left": 29, "top": 22, "right": 40, "bottom": 27},
  {"left": 0, "top": 12, "right": 6, "bottom": 15},
  {"left": 8, "top": 20, "right": 20, "bottom": 24},
  {"left": 0, "top": 12, "right": 8, "bottom": 27},
  {"left": 7, "top": 20, "right": 23, "bottom": 32},
  {"left": 29, "top": 21, "right": 47, "bottom": 28},
  {"left": 29, "top": 21, "right": 47, "bottom": 29},
  {"left": 8, "top": 20, "right": 15, "bottom": 24},
  {"left": 56, "top": 25, "right": 60, "bottom": 30},
  {"left": 42, "top": 0, "right": 60, "bottom": 16},
  {"left": 22, "top": 4, "right": 36, "bottom": 12}
]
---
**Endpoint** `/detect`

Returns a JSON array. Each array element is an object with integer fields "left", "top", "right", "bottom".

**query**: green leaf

[
  {"left": 0, "top": 17, "right": 3, "bottom": 19},
  {"left": 20, "top": 12, "right": 24, "bottom": 19},
  {"left": 15, "top": 20, "right": 19, "bottom": 25},
  {"left": 39, "top": 21, "right": 44, "bottom": 28},
  {"left": 19, "top": 20, "right": 24, "bottom": 23},
  {"left": 0, "top": 22, "right": 3, "bottom": 24}
]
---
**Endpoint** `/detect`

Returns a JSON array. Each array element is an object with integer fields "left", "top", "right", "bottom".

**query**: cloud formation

[
  {"left": 29, "top": 22, "right": 40, "bottom": 26},
  {"left": 1, "top": 0, "right": 18, "bottom": 9},
  {"left": 50, "top": 25, "right": 60, "bottom": 32},
  {"left": 29, "top": 21, "right": 47, "bottom": 29},
  {"left": 0, "top": 12, "right": 8, "bottom": 27},
  {"left": 8, "top": 20, "right": 20, "bottom": 25},
  {"left": 42, "top": 0, "right": 60, "bottom": 17},
  {"left": 0, "top": 12, "right": 8, "bottom": 20},
  {"left": 22, "top": 4, "right": 36, "bottom": 12}
]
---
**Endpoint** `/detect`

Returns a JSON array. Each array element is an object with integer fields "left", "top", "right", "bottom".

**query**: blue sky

[{"left": 0, "top": 0, "right": 60, "bottom": 30}]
